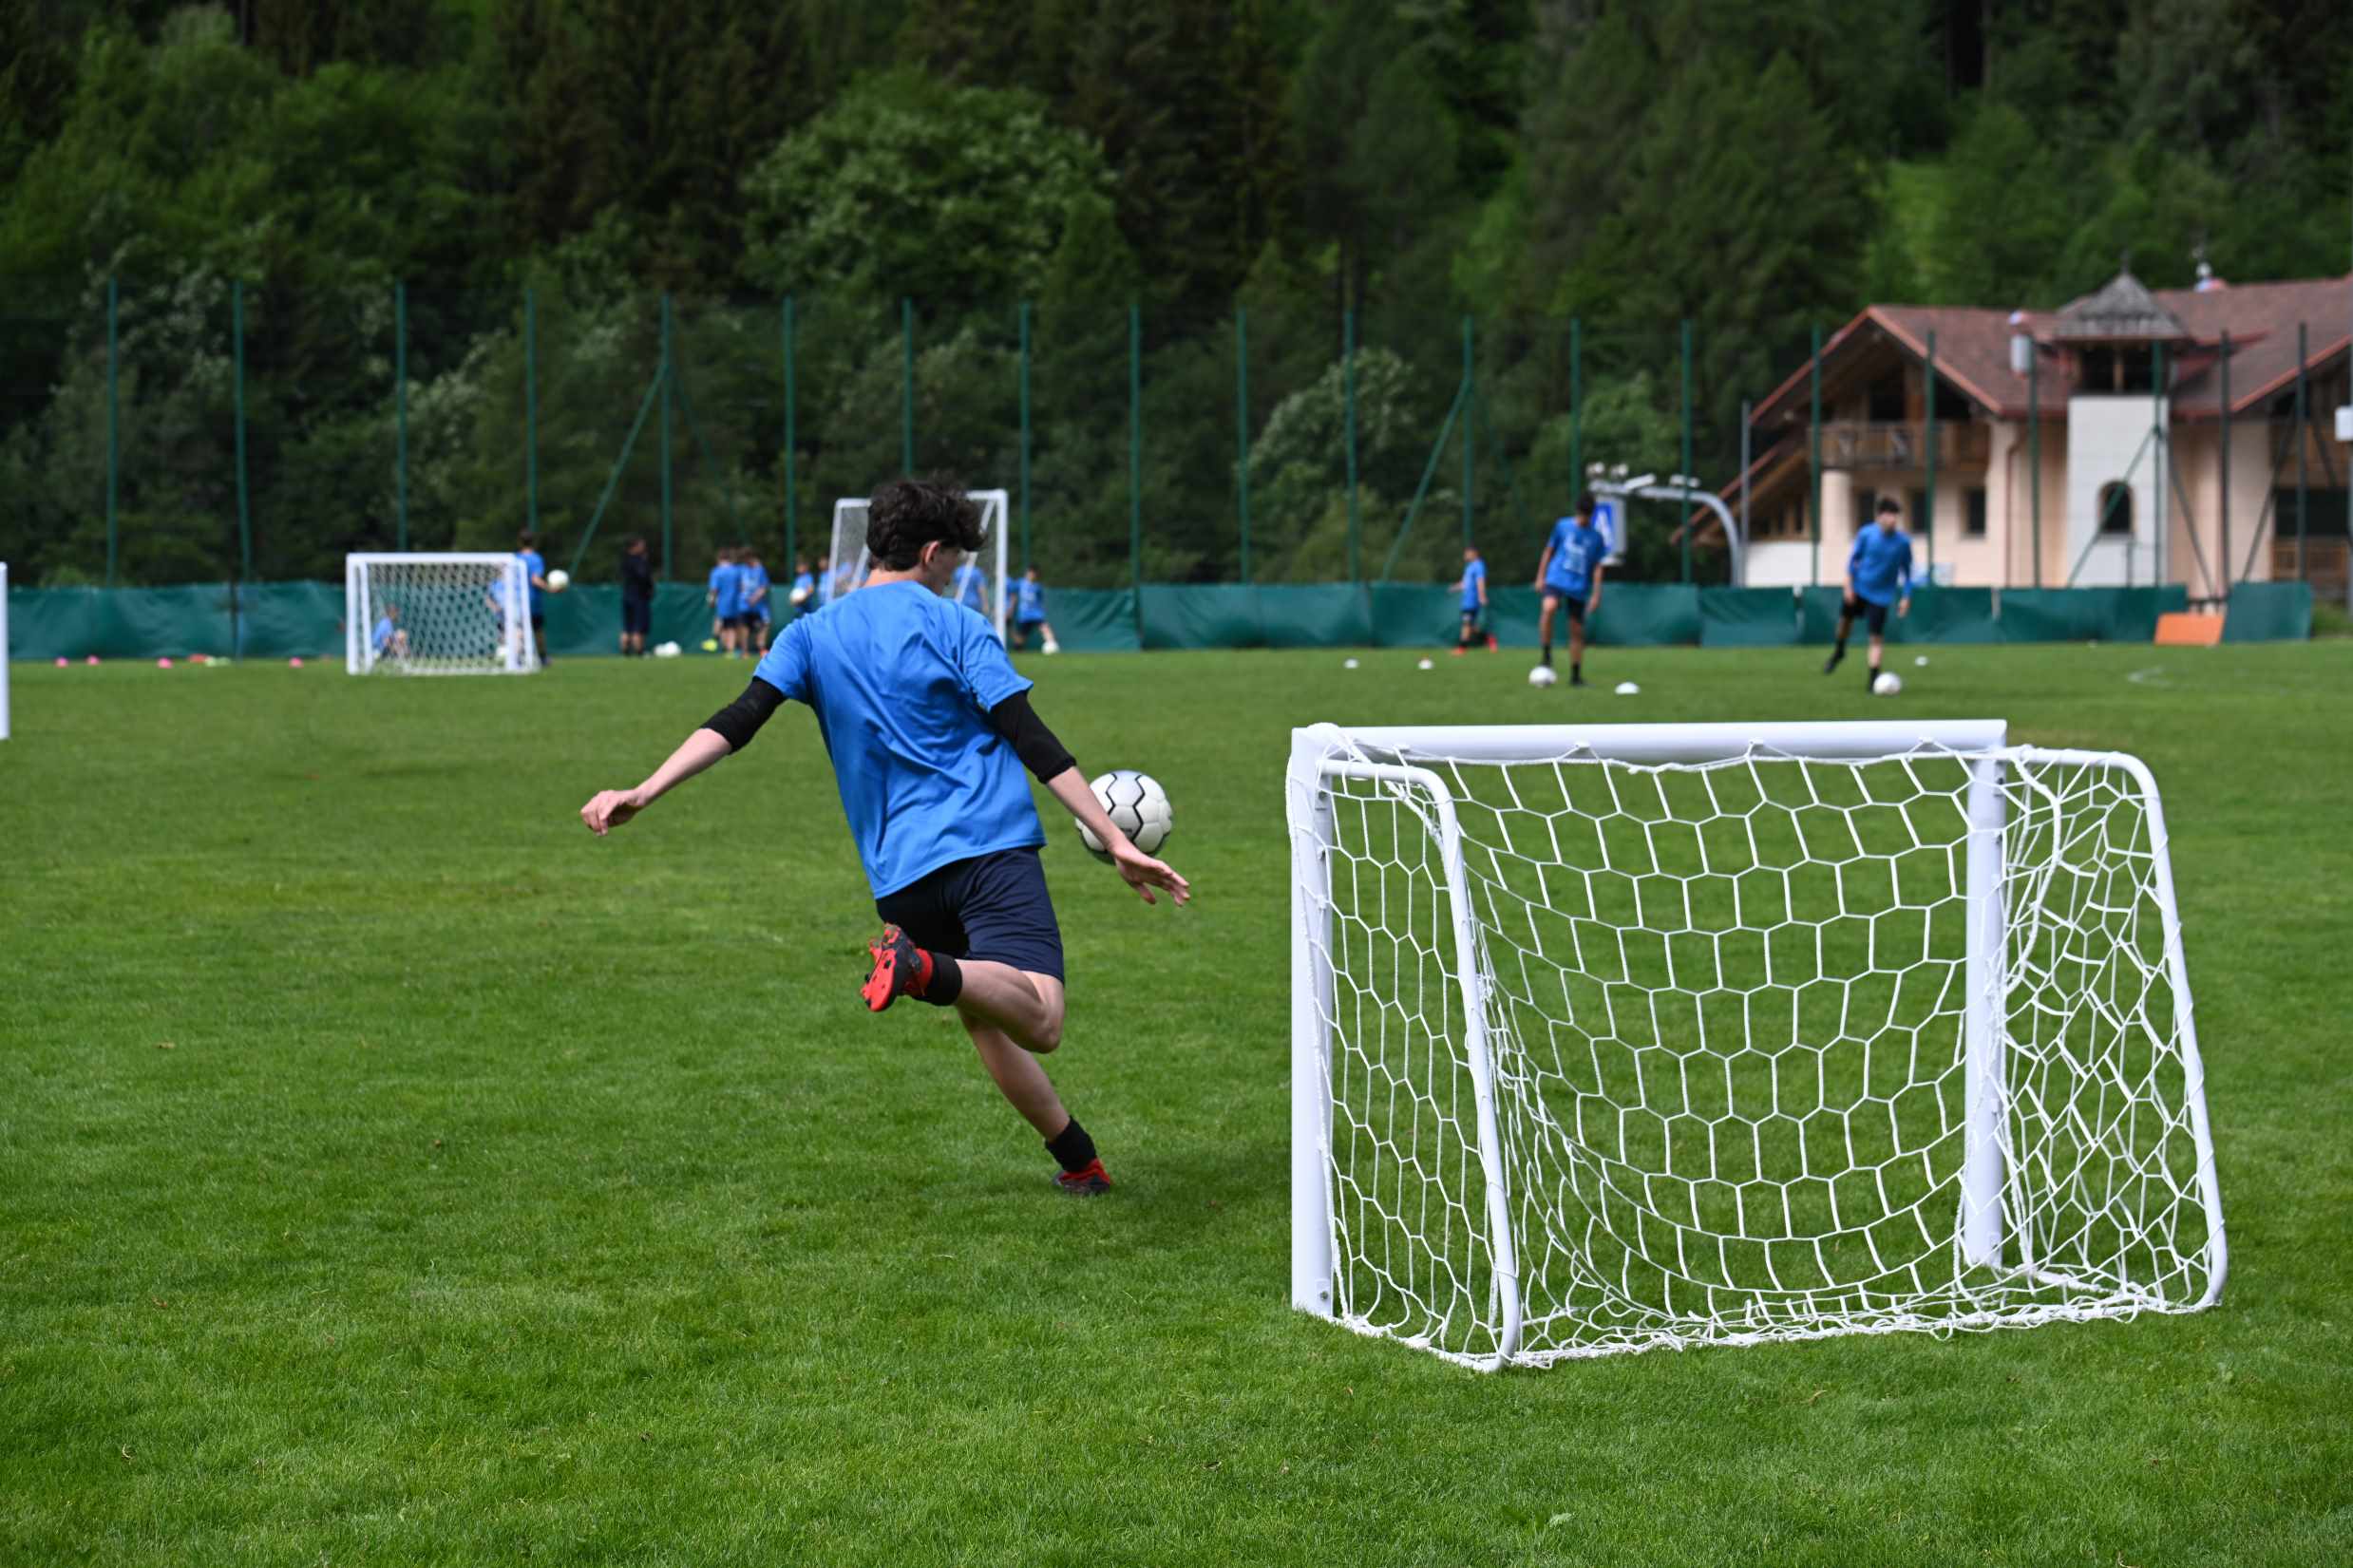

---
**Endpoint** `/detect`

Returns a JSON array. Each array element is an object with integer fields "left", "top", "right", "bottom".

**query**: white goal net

[
  {"left": 825, "top": 488, "right": 1010, "bottom": 642},
  {"left": 1287, "top": 721, "right": 2225, "bottom": 1370},
  {"left": 345, "top": 553, "right": 538, "bottom": 675}
]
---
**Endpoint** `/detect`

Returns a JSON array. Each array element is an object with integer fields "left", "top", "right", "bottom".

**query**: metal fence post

[
  {"left": 2294, "top": 321, "right": 2308, "bottom": 581},
  {"left": 901, "top": 296, "right": 915, "bottom": 475},
  {"left": 1924, "top": 329, "right": 1937, "bottom": 578},
  {"left": 1236, "top": 304, "right": 1250, "bottom": 583},
  {"left": 1460, "top": 316, "right": 1473, "bottom": 552},
  {"left": 1018, "top": 301, "right": 1033, "bottom": 571},
  {"left": 783, "top": 296, "right": 797, "bottom": 572},
  {"left": 394, "top": 279, "right": 408, "bottom": 551},
  {"left": 1679, "top": 319, "right": 1694, "bottom": 583},
  {"left": 1809, "top": 324, "right": 1822, "bottom": 588},
  {"left": 524, "top": 285, "right": 539, "bottom": 540},
  {"left": 105, "top": 277, "right": 119, "bottom": 586},
  {"left": 234, "top": 279, "right": 251, "bottom": 580},
  {"left": 1568, "top": 317, "right": 1583, "bottom": 510},
  {"left": 1129, "top": 301, "right": 1143, "bottom": 610},
  {"left": 2218, "top": 330, "right": 2230, "bottom": 585},
  {"left": 659, "top": 293, "right": 674, "bottom": 579},
  {"left": 2028, "top": 334, "right": 2041, "bottom": 588},
  {"left": 1346, "top": 309, "right": 1360, "bottom": 582}
]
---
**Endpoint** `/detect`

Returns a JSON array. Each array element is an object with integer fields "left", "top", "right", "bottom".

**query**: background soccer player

[
  {"left": 579, "top": 482, "right": 1187, "bottom": 1197},
  {"left": 618, "top": 536, "right": 654, "bottom": 657},
  {"left": 787, "top": 558, "right": 816, "bottom": 618},
  {"left": 1010, "top": 567, "right": 1058, "bottom": 652},
  {"left": 1533, "top": 496, "right": 1607, "bottom": 686},
  {"left": 516, "top": 529, "right": 552, "bottom": 666},
  {"left": 950, "top": 555, "right": 992, "bottom": 622},
  {"left": 739, "top": 547, "right": 772, "bottom": 656},
  {"left": 1824, "top": 496, "right": 1913, "bottom": 690},
  {"left": 1452, "top": 545, "right": 1494, "bottom": 655},
  {"left": 370, "top": 602, "right": 408, "bottom": 662},
  {"left": 706, "top": 547, "right": 733, "bottom": 650}
]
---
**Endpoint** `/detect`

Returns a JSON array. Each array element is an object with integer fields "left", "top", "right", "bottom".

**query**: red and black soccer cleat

[
  {"left": 861, "top": 923, "right": 934, "bottom": 1013},
  {"left": 1053, "top": 1157, "right": 1112, "bottom": 1197}
]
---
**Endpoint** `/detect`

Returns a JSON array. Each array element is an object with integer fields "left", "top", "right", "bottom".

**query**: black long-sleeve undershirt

[{"left": 698, "top": 677, "right": 1076, "bottom": 783}]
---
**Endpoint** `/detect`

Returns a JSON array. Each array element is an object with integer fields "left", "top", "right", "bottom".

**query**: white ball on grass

[
  {"left": 1528, "top": 665, "right": 1558, "bottom": 688},
  {"left": 1075, "top": 770, "right": 1173, "bottom": 861},
  {"left": 1042, "top": 637, "right": 1060, "bottom": 654},
  {"left": 1614, "top": 681, "right": 1640, "bottom": 695},
  {"left": 1872, "top": 671, "right": 1904, "bottom": 696},
  {"left": 1416, "top": 657, "right": 1434, "bottom": 671},
  {"left": 545, "top": 569, "right": 571, "bottom": 593},
  {"left": 1342, "top": 657, "right": 1359, "bottom": 670},
  {"left": 1913, "top": 654, "right": 1928, "bottom": 667}
]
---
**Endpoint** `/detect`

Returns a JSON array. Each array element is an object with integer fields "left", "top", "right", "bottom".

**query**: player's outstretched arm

[
  {"left": 1533, "top": 546, "right": 1553, "bottom": 591},
  {"left": 580, "top": 676, "right": 785, "bottom": 835},
  {"left": 1042, "top": 766, "right": 1190, "bottom": 906}
]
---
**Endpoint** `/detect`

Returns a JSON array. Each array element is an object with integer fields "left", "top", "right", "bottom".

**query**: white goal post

[
  {"left": 825, "top": 488, "right": 1011, "bottom": 643},
  {"left": 345, "top": 553, "right": 538, "bottom": 675},
  {"left": 1287, "top": 721, "right": 2226, "bottom": 1370}
]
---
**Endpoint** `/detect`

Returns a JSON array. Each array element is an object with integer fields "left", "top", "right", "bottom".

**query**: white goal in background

[
  {"left": 1287, "top": 721, "right": 2225, "bottom": 1370},
  {"left": 825, "top": 488, "right": 1010, "bottom": 643},
  {"left": 345, "top": 553, "right": 537, "bottom": 675}
]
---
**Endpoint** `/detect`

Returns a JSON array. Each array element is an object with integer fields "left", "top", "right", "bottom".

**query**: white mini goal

[
  {"left": 345, "top": 553, "right": 538, "bottom": 675},
  {"left": 825, "top": 488, "right": 1010, "bottom": 643},
  {"left": 1287, "top": 721, "right": 2225, "bottom": 1370}
]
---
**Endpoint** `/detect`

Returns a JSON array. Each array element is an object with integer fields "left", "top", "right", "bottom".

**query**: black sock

[
  {"left": 919, "top": 951, "right": 962, "bottom": 1007},
  {"left": 1045, "top": 1116, "right": 1096, "bottom": 1174},
  {"left": 1832, "top": 635, "right": 1848, "bottom": 656},
  {"left": 1571, "top": 660, "right": 1582, "bottom": 680},
  {"left": 1540, "top": 643, "right": 1553, "bottom": 667},
  {"left": 1865, "top": 666, "right": 1879, "bottom": 690}
]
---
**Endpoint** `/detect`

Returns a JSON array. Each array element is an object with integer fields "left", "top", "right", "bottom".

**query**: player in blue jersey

[
  {"left": 950, "top": 557, "right": 992, "bottom": 623},
  {"left": 579, "top": 482, "right": 1189, "bottom": 1197},
  {"left": 370, "top": 603, "right": 408, "bottom": 662},
  {"left": 1824, "top": 497, "right": 1913, "bottom": 690},
  {"left": 739, "top": 547, "right": 773, "bottom": 656},
  {"left": 787, "top": 559, "right": 817, "bottom": 617},
  {"left": 1533, "top": 497, "right": 1609, "bottom": 687},
  {"left": 706, "top": 548, "right": 733, "bottom": 652},
  {"left": 1009, "top": 567, "right": 1059, "bottom": 652},
  {"left": 1452, "top": 546, "right": 1496, "bottom": 655},
  {"left": 712, "top": 548, "right": 750, "bottom": 658},
  {"left": 516, "top": 531, "right": 552, "bottom": 666}
]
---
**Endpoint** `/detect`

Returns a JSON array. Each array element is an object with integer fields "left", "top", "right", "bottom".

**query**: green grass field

[{"left": 3, "top": 641, "right": 2348, "bottom": 1565}]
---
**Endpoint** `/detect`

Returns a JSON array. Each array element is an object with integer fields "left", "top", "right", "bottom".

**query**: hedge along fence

[{"left": 0, "top": 580, "right": 2311, "bottom": 662}]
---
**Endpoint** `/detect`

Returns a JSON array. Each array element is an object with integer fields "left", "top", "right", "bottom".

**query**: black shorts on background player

[
  {"left": 621, "top": 599, "right": 653, "bottom": 635},
  {"left": 1843, "top": 594, "right": 1889, "bottom": 634}
]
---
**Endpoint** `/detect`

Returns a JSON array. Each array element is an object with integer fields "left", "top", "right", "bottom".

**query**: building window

[
  {"left": 1909, "top": 489, "right": 1929, "bottom": 536},
  {"left": 1965, "top": 487, "right": 1987, "bottom": 538},
  {"left": 2097, "top": 482, "right": 2135, "bottom": 536},
  {"left": 1868, "top": 373, "right": 1906, "bottom": 423},
  {"left": 1854, "top": 489, "right": 1878, "bottom": 535}
]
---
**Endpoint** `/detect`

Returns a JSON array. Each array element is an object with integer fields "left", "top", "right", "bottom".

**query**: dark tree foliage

[{"left": 2, "top": 0, "right": 2347, "bottom": 587}]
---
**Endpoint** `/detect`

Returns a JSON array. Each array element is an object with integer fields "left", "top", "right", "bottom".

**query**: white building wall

[{"left": 2065, "top": 397, "right": 2168, "bottom": 586}]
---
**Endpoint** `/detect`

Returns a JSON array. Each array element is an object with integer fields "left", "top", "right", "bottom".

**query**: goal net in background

[
  {"left": 825, "top": 488, "right": 1010, "bottom": 643},
  {"left": 345, "top": 554, "right": 537, "bottom": 675},
  {"left": 1286, "top": 721, "right": 2226, "bottom": 1370}
]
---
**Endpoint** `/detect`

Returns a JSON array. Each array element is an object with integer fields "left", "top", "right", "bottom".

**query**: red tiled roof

[{"left": 1748, "top": 274, "right": 2352, "bottom": 428}]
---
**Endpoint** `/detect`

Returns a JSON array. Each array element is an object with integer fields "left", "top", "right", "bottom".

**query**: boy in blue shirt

[
  {"left": 1010, "top": 567, "right": 1059, "bottom": 652},
  {"left": 1534, "top": 496, "right": 1609, "bottom": 686},
  {"left": 739, "top": 547, "right": 773, "bottom": 656},
  {"left": 712, "top": 548, "right": 749, "bottom": 658},
  {"left": 370, "top": 603, "right": 408, "bottom": 663},
  {"left": 950, "top": 557, "right": 992, "bottom": 624},
  {"left": 1452, "top": 546, "right": 1495, "bottom": 655},
  {"left": 788, "top": 559, "right": 817, "bottom": 617},
  {"left": 516, "top": 530, "right": 552, "bottom": 666},
  {"left": 706, "top": 548, "right": 733, "bottom": 652},
  {"left": 1824, "top": 497, "right": 1913, "bottom": 690},
  {"left": 580, "top": 482, "right": 1189, "bottom": 1198}
]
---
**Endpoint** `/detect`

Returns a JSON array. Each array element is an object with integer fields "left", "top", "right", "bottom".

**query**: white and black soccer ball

[
  {"left": 545, "top": 569, "right": 571, "bottom": 594},
  {"left": 1076, "top": 769, "right": 1173, "bottom": 862},
  {"left": 1528, "top": 664, "right": 1559, "bottom": 689},
  {"left": 1872, "top": 671, "right": 1904, "bottom": 697}
]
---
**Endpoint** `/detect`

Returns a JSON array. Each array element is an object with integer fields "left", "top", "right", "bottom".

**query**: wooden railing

[{"left": 1819, "top": 421, "right": 1992, "bottom": 470}]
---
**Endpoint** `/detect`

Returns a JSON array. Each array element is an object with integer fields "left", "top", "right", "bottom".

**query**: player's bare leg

[
  {"left": 1825, "top": 599, "right": 1856, "bottom": 672},
  {"left": 961, "top": 1014, "right": 1068, "bottom": 1135},
  {"left": 1537, "top": 595, "right": 1558, "bottom": 669},
  {"left": 863, "top": 926, "right": 1064, "bottom": 1053}
]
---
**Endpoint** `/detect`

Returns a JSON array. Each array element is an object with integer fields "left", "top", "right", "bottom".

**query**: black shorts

[
  {"left": 1459, "top": 608, "right": 1482, "bottom": 627},
  {"left": 1545, "top": 591, "right": 1588, "bottom": 627},
  {"left": 1844, "top": 594, "right": 1890, "bottom": 634},
  {"left": 875, "top": 846, "right": 1064, "bottom": 982},
  {"left": 529, "top": 612, "right": 546, "bottom": 631},
  {"left": 722, "top": 614, "right": 751, "bottom": 631},
  {"left": 620, "top": 598, "right": 653, "bottom": 635}
]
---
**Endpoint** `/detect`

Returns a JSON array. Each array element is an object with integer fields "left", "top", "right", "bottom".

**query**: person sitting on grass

[
  {"left": 370, "top": 603, "right": 409, "bottom": 662},
  {"left": 579, "top": 480, "right": 1189, "bottom": 1197}
]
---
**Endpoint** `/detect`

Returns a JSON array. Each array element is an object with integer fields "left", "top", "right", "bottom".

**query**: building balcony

[{"left": 1819, "top": 421, "right": 1992, "bottom": 471}]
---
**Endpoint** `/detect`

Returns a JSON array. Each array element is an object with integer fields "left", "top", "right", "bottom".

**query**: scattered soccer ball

[
  {"left": 545, "top": 569, "right": 571, "bottom": 594},
  {"left": 789, "top": 585, "right": 812, "bottom": 608},
  {"left": 654, "top": 641, "right": 682, "bottom": 658},
  {"left": 1872, "top": 671, "right": 1904, "bottom": 697},
  {"left": 1913, "top": 655, "right": 1928, "bottom": 667},
  {"left": 1614, "top": 681, "right": 1640, "bottom": 695},
  {"left": 1342, "top": 657, "right": 1360, "bottom": 670},
  {"left": 700, "top": 638, "right": 719, "bottom": 653},
  {"left": 1042, "top": 637, "right": 1060, "bottom": 654},
  {"left": 1528, "top": 665, "right": 1558, "bottom": 689},
  {"left": 1075, "top": 769, "right": 1173, "bottom": 862},
  {"left": 1416, "top": 657, "right": 1434, "bottom": 671}
]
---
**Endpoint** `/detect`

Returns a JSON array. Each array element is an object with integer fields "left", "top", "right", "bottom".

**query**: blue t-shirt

[
  {"left": 790, "top": 571, "right": 815, "bottom": 605},
  {"left": 950, "top": 561, "right": 989, "bottom": 611},
  {"left": 371, "top": 614, "right": 397, "bottom": 652},
  {"left": 753, "top": 581, "right": 1044, "bottom": 897},
  {"left": 1848, "top": 526, "right": 1914, "bottom": 607},
  {"left": 713, "top": 563, "right": 746, "bottom": 618},
  {"left": 1014, "top": 578, "right": 1046, "bottom": 623},
  {"left": 1459, "top": 557, "right": 1487, "bottom": 612},
  {"left": 740, "top": 564, "right": 771, "bottom": 618},
  {"left": 1542, "top": 519, "right": 1607, "bottom": 597},
  {"left": 519, "top": 549, "right": 546, "bottom": 612}
]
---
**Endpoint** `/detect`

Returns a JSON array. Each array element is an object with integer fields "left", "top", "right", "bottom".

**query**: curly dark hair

[{"left": 866, "top": 480, "right": 983, "bottom": 570}]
